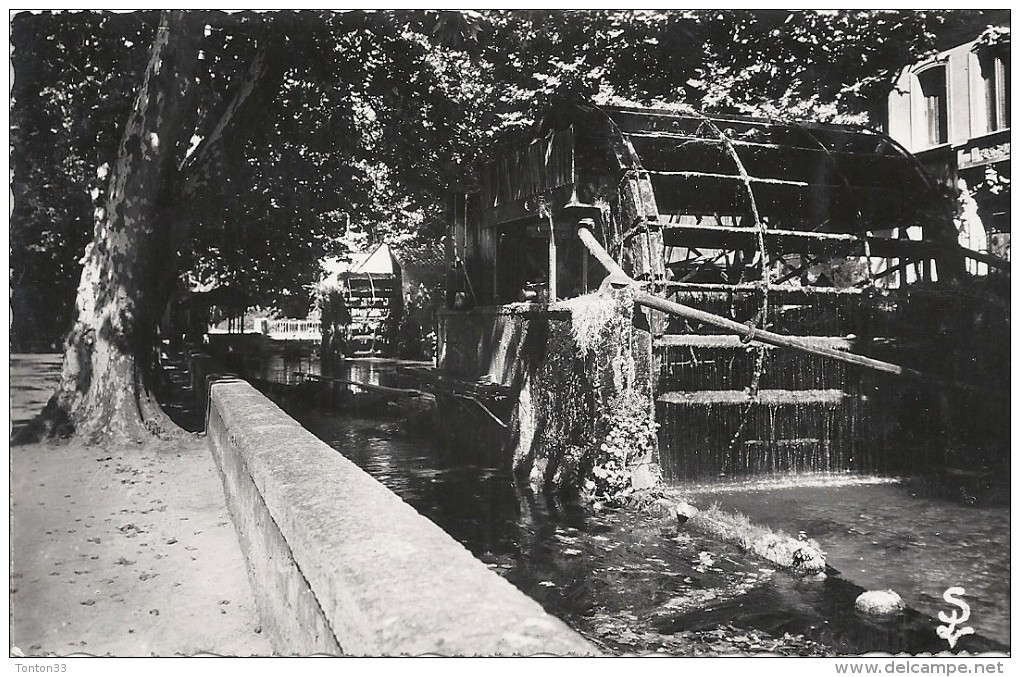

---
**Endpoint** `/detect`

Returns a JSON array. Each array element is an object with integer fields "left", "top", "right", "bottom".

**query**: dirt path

[{"left": 10, "top": 431, "right": 273, "bottom": 656}]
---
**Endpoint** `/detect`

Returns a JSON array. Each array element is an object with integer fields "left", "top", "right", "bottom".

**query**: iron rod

[
  {"left": 576, "top": 226, "right": 992, "bottom": 393},
  {"left": 634, "top": 291, "right": 917, "bottom": 378}
]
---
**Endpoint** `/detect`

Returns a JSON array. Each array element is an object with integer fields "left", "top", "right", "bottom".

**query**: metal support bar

[
  {"left": 634, "top": 292, "right": 922, "bottom": 379},
  {"left": 577, "top": 225, "right": 627, "bottom": 279},
  {"left": 576, "top": 226, "right": 997, "bottom": 396}
]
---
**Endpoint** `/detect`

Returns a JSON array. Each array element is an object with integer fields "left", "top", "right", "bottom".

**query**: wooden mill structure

[
  {"left": 321, "top": 244, "right": 403, "bottom": 359},
  {"left": 444, "top": 103, "right": 1008, "bottom": 480}
]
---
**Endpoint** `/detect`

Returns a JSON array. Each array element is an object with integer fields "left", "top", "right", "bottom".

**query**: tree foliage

[
  {"left": 10, "top": 9, "right": 1000, "bottom": 356},
  {"left": 473, "top": 9, "right": 996, "bottom": 124},
  {"left": 11, "top": 12, "right": 158, "bottom": 349}
]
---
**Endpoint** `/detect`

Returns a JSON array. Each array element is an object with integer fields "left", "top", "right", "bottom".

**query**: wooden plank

[
  {"left": 659, "top": 222, "right": 940, "bottom": 258},
  {"left": 645, "top": 225, "right": 666, "bottom": 279},
  {"left": 657, "top": 388, "right": 846, "bottom": 406},
  {"left": 655, "top": 334, "right": 852, "bottom": 350}
]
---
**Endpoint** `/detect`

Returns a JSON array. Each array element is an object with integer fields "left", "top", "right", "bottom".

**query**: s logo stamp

[{"left": 936, "top": 586, "right": 975, "bottom": 649}]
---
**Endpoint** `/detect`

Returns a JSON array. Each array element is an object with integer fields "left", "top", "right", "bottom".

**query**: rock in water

[
  {"left": 675, "top": 501, "right": 699, "bottom": 524},
  {"left": 855, "top": 590, "right": 904, "bottom": 616},
  {"left": 791, "top": 545, "right": 826, "bottom": 574}
]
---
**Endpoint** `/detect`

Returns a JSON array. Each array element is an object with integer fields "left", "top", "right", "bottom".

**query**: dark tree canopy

[
  {"left": 8, "top": 9, "right": 1004, "bottom": 441},
  {"left": 11, "top": 12, "right": 159, "bottom": 350}
]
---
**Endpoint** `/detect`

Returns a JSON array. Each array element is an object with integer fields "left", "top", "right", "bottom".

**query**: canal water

[
  {"left": 231, "top": 347, "right": 1008, "bottom": 653},
  {"left": 246, "top": 354, "right": 1009, "bottom": 655},
  {"left": 297, "top": 407, "right": 848, "bottom": 655},
  {"left": 683, "top": 477, "right": 1011, "bottom": 647}
]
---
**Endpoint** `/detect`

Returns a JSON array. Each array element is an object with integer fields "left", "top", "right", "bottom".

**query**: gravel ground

[{"left": 10, "top": 354, "right": 273, "bottom": 657}]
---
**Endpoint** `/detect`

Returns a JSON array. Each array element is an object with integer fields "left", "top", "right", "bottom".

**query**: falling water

[{"left": 654, "top": 284, "right": 1005, "bottom": 482}]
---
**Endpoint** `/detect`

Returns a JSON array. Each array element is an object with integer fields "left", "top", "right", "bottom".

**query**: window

[
  {"left": 981, "top": 53, "right": 1009, "bottom": 132},
  {"left": 917, "top": 66, "right": 948, "bottom": 146}
]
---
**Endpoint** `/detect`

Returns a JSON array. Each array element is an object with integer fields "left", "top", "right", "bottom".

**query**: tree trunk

[{"left": 42, "top": 12, "right": 203, "bottom": 444}]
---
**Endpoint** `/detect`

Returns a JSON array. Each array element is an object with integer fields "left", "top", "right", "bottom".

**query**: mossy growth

[
  {"left": 555, "top": 286, "right": 660, "bottom": 506},
  {"left": 584, "top": 390, "right": 659, "bottom": 507},
  {"left": 562, "top": 291, "right": 625, "bottom": 357},
  {"left": 509, "top": 313, "right": 603, "bottom": 493},
  {"left": 689, "top": 504, "right": 826, "bottom": 574}
]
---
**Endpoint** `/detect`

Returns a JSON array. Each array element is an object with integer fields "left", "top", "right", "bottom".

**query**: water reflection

[
  {"left": 254, "top": 348, "right": 400, "bottom": 389},
  {"left": 295, "top": 403, "right": 1006, "bottom": 655},
  {"left": 252, "top": 346, "right": 323, "bottom": 385},
  {"left": 248, "top": 351, "right": 1007, "bottom": 654},
  {"left": 683, "top": 479, "right": 1011, "bottom": 646}
]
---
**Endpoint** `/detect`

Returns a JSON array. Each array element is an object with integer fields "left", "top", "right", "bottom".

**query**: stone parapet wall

[{"left": 196, "top": 367, "right": 596, "bottom": 656}]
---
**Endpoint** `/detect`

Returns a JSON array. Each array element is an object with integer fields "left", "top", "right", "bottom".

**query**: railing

[
  {"left": 959, "top": 245, "right": 1010, "bottom": 272},
  {"left": 261, "top": 319, "right": 322, "bottom": 339}
]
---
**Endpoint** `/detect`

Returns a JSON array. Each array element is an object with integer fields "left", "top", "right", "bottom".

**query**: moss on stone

[
  {"left": 687, "top": 504, "right": 826, "bottom": 574},
  {"left": 509, "top": 286, "right": 658, "bottom": 498}
]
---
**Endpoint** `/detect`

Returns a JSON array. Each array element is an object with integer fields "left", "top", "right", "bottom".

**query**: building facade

[{"left": 887, "top": 23, "right": 1010, "bottom": 268}]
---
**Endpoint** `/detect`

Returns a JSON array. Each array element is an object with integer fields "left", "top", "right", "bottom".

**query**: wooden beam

[
  {"left": 576, "top": 226, "right": 999, "bottom": 397},
  {"left": 658, "top": 281, "right": 863, "bottom": 298},
  {"left": 623, "top": 128, "right": 914, "bottom": 163},
  {"left": 655, "top": 334, "right": 852, "bottom": 350},
  {"left": 659, "top": 222, "right": 941, "bottom": 259},
  {"left": 577, "top": 223, "right": 627, "bottom": 279},
  {"left": 643, "top": 169, "right": 812, "bottom": 188},
  {"left": 548, "top": 219, "right": 558, "bottom": 301},
  {"left": 638, "top": 291, "right": 1006, "bottom": 398}
]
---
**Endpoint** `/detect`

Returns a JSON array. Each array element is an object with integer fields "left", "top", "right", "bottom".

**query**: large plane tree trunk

[{"left": 43, "top": 12, "right": 203, "bottom": 443}]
